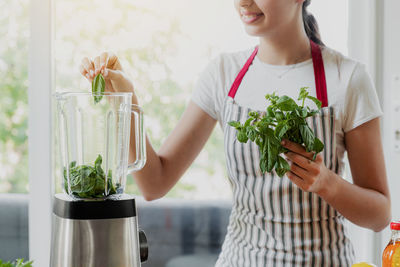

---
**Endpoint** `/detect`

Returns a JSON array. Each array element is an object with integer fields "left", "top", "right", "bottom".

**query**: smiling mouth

[{"left": 241, "top": 13, "right": 264, "bottom": 24}]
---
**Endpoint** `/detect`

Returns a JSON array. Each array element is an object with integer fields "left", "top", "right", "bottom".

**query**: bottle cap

[
  {"left": 390, "top": 221, "right": 400, "bottom": 231},
  {"left": 351, "top": 262, "right": 376, "bottom": 267}
]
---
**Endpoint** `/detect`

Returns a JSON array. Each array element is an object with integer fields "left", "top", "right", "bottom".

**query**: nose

[{"left": 238, "top": 0, "right": 253, "bottom": 7}]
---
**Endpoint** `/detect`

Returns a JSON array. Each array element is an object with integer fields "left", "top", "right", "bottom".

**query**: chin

[{"left": 243, "top": 26, "right": 268, "bottom": 37}]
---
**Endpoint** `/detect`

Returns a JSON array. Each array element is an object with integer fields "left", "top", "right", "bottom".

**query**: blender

[{"left": 50, "top": 92, "right": 148, "bottom": 267}]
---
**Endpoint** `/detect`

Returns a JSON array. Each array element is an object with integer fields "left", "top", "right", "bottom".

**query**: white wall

[
  {"left": 381, "top": 0, "right": 400, "bottom": 255},
  {"left": 347, "top": 0, "right": 378, "bottom": 264}
]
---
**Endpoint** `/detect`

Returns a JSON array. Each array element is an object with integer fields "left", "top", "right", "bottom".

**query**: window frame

[{"left": 28, "top": 0, "right": 53, "bottom": 265}]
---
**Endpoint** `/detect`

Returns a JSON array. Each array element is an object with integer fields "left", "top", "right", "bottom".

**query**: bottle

[{"left": 383, "top": 221, "right": 400, "bottom": 267}]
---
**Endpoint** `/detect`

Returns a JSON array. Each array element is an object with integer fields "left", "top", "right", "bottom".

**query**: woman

[{"left": 79, "top": 0, "right": 391, "bottom": 265}]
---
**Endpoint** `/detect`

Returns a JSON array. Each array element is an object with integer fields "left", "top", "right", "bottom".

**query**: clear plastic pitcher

[{"left": 55, "top": 92, "right": 146, "bottom": 199}]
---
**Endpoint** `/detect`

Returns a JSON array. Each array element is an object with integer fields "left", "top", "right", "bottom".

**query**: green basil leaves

[
  {"left": 229, "top": 87, "right": 325, "bottom": 177},
  {"left": 0, "top": 259, "right": 33, "bottom": 267},
  {"left": 92, "top": 73, "right": 105, "bottom": 104},
  {"left": 63, "top": 155, "right": 117, "bottom": 198}
]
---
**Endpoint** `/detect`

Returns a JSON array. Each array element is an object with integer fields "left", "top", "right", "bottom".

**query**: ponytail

[{"left": 302, "top": 0, "right": 324, "bottom": 46}]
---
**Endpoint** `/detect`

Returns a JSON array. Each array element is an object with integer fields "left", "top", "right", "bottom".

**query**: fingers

[
  {"left": 103, "top": 68, "right": 121, "bottom": 80},
  {"left": 95, "top": 52, "right": 113, "bottom": 75},
  {"left": 289, "top": 162, "right": 309, "bottom": 178},
  {"left": 106, "top": 52, "right": 122, "bottom": 71},
  {"left": 285, "top": 151, "right": 318, "bottom": 172},
  {"left": 79, "top": 64, "right": 87, "bottom": 78},
  {"left": 80, "top": 57, "right": 94, "bottom": 80},
  {"left": 281, "top": 139, "right": 315, "bottom": 159},
  {"left": 314, "top": 153, "right": 324, "bottom": 164},
  {"left": 94, "top": 56, "right": 101, "bottom": 76},
  {"left": 286, "top": 171, "right": 307, "bottom": 189},
  {"left": 100, "top": 52, "right": 109, "bottom": 71},
  {"left": 285, "top": 151, "right": 313, "bottom": 167},
  {"left": 81, "top": 57, "right": 92, "bottom": 72},
  {"left": 79, "top": 52, "right": 120, "bottom": 82}
]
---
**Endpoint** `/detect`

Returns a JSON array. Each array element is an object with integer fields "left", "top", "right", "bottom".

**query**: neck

[{"left": 257, "top": 25, "right": 311, "bottom": 66}]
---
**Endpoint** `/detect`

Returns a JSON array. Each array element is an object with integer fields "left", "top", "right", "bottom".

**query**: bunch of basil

[
  {"left": 228, "top": 87, "right": 324, "bottom": 177},
  {"left": 63, "top": 155, "right": 117, "bottom": 198}
]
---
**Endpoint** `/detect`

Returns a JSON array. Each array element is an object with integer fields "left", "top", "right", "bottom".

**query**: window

[
  {"left": 0, "top": 0, "right": 348, "bottom": 203},
  {"left": 0, "top": 0, "right": 348, "bottom": 198},
  {"left": 54, "top": 0, "right": 253, "bottom": 200},
  {"left": 54, "top": 0, "right": 348, "bottom": 200},
  {"left": 0, "top": 0, "right": 29, "bottom": 193}
]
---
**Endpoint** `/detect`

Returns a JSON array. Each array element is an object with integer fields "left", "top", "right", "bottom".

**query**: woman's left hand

[{"left": 281, "top": 139, "right": 331, "bottom": 195}]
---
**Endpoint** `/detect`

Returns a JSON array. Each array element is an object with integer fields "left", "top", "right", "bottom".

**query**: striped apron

[{"left": 215, "top": 41, "right": 355, "bottom": 267}]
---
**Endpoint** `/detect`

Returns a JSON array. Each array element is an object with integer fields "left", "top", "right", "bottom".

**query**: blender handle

[{"left": 127, "top": 104, "right": 146, "bottom": 173}]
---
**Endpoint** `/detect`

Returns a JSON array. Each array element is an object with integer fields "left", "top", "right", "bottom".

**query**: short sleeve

[
  {"left": 191, "top": 56, "right": 223, "bottom": 121},
  {"left": 342, "top": 63, "right": 383, "bottom": 132}
]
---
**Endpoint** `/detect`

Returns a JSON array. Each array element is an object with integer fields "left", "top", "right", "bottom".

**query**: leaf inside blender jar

[{"left": 63, "top": 155, "right": 117, "bottom": 198}]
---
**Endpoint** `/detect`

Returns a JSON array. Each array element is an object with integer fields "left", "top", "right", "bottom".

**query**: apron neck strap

[
  {"left": 228, "top": 46, "right": 259, "bottom": 99},
  {"left": 310, "top": 40, "right": 328, "bottom": 107},
  {"left": 228, "top": 40, "right": 328, "bottom": 108}
]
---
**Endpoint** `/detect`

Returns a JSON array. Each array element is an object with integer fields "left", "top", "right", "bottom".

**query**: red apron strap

[
  {"left": 228, "top": 41, "right": 328, "bottom": 107},
  {"left": 228, "top": 46, "right": 259, "bottom": 98},
  {"left": 310, "top": 40, "right": 328, "bottom": 107}
]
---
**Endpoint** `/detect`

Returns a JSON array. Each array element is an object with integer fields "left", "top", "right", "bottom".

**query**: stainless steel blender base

[{"left": 50, "top": 215, "right": 142, "bottom": 267}]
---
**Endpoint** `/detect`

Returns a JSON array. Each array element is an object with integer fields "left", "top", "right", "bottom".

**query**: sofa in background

[
  {"left": 0, "top": 194, "right": 29, "bottom": 262},
  {"left": 0, "top": 194, "right": 231, "bottom": 267},
  {"left": 137, "top": 198, "right": 231, "bottom": 267}
]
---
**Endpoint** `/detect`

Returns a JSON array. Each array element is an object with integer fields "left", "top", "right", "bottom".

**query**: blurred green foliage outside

[{"left": 1, "top": 0, "right": 230, "bottom": 200}]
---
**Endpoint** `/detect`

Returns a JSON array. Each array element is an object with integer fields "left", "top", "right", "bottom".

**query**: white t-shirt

[{"left": 191, "top": 46, "right": 383, "bottom": 164}]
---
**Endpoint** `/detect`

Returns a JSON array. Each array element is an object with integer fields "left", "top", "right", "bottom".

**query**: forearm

[
  {"left": 128, "top": 96, "right": 174, "bottom": 200},
  {"left": 318, "top": 171, "right": 391, "bottom": 232},
  {"left": 130, "top": 135, "right": 173, "bottom": 201},
  {"left": 128, "top": 101, "right": 217, "bottom": 201}
]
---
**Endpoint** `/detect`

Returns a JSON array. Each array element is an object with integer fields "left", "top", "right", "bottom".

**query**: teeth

[
  {"left": 243, "top": 15, "right": 258, "bottom": 20},
  {"left": 241, "top": 14, "right": 262, "bottom": 21}
]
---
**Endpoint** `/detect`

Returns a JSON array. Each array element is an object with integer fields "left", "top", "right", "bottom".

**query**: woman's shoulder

[
  {"left": 206, "top": 48, "right": 255, "bottom": 75},
  {"left": 322, "top": 45, "right": 373, "bottom": 100},
  {"left": 321, "top": 46, "right": 366, "bottom": 79},
  {"left": 322, "top": 46, "right": 382, "bottom": 131},
  {"left": 198, "top": 47, "right": 256, "bottom": 88},
  {"left": 220, "top": 48, "right": 255, "bottom": 65},
  {"left": 192, "top": 48, "right": 256, "bottom": 122}
]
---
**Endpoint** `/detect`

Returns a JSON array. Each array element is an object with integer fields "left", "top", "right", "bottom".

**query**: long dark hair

[{"left": 302, "top": 0, "right": 324, "bottom": 46}]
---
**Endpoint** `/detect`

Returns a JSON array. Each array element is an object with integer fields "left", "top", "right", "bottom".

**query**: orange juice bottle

[{"left": 383, "top": 221, "right": 400, "bottom": 267}]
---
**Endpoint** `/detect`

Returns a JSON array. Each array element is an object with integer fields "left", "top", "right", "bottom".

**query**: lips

[{"left": 240, "top": 10, "right": 264, "bottom": 24}]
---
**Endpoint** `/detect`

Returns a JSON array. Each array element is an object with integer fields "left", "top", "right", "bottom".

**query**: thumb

[{"left": 103, "top": 68, "right": 122, "bottom": 80}]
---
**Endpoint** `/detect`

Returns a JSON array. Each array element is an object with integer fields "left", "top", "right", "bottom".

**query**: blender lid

[{"left": 53, "top": 193, "right": 137, "bottom": 220}]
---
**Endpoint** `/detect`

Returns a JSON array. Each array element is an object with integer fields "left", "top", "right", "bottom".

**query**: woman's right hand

[{"left": 79, "top": 52, "right": 138, "bottom": 103}]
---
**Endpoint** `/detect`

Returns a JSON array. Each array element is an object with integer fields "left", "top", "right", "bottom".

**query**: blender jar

[{"left": 55, "top": 92, "right": 146, "bottom": 199}]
